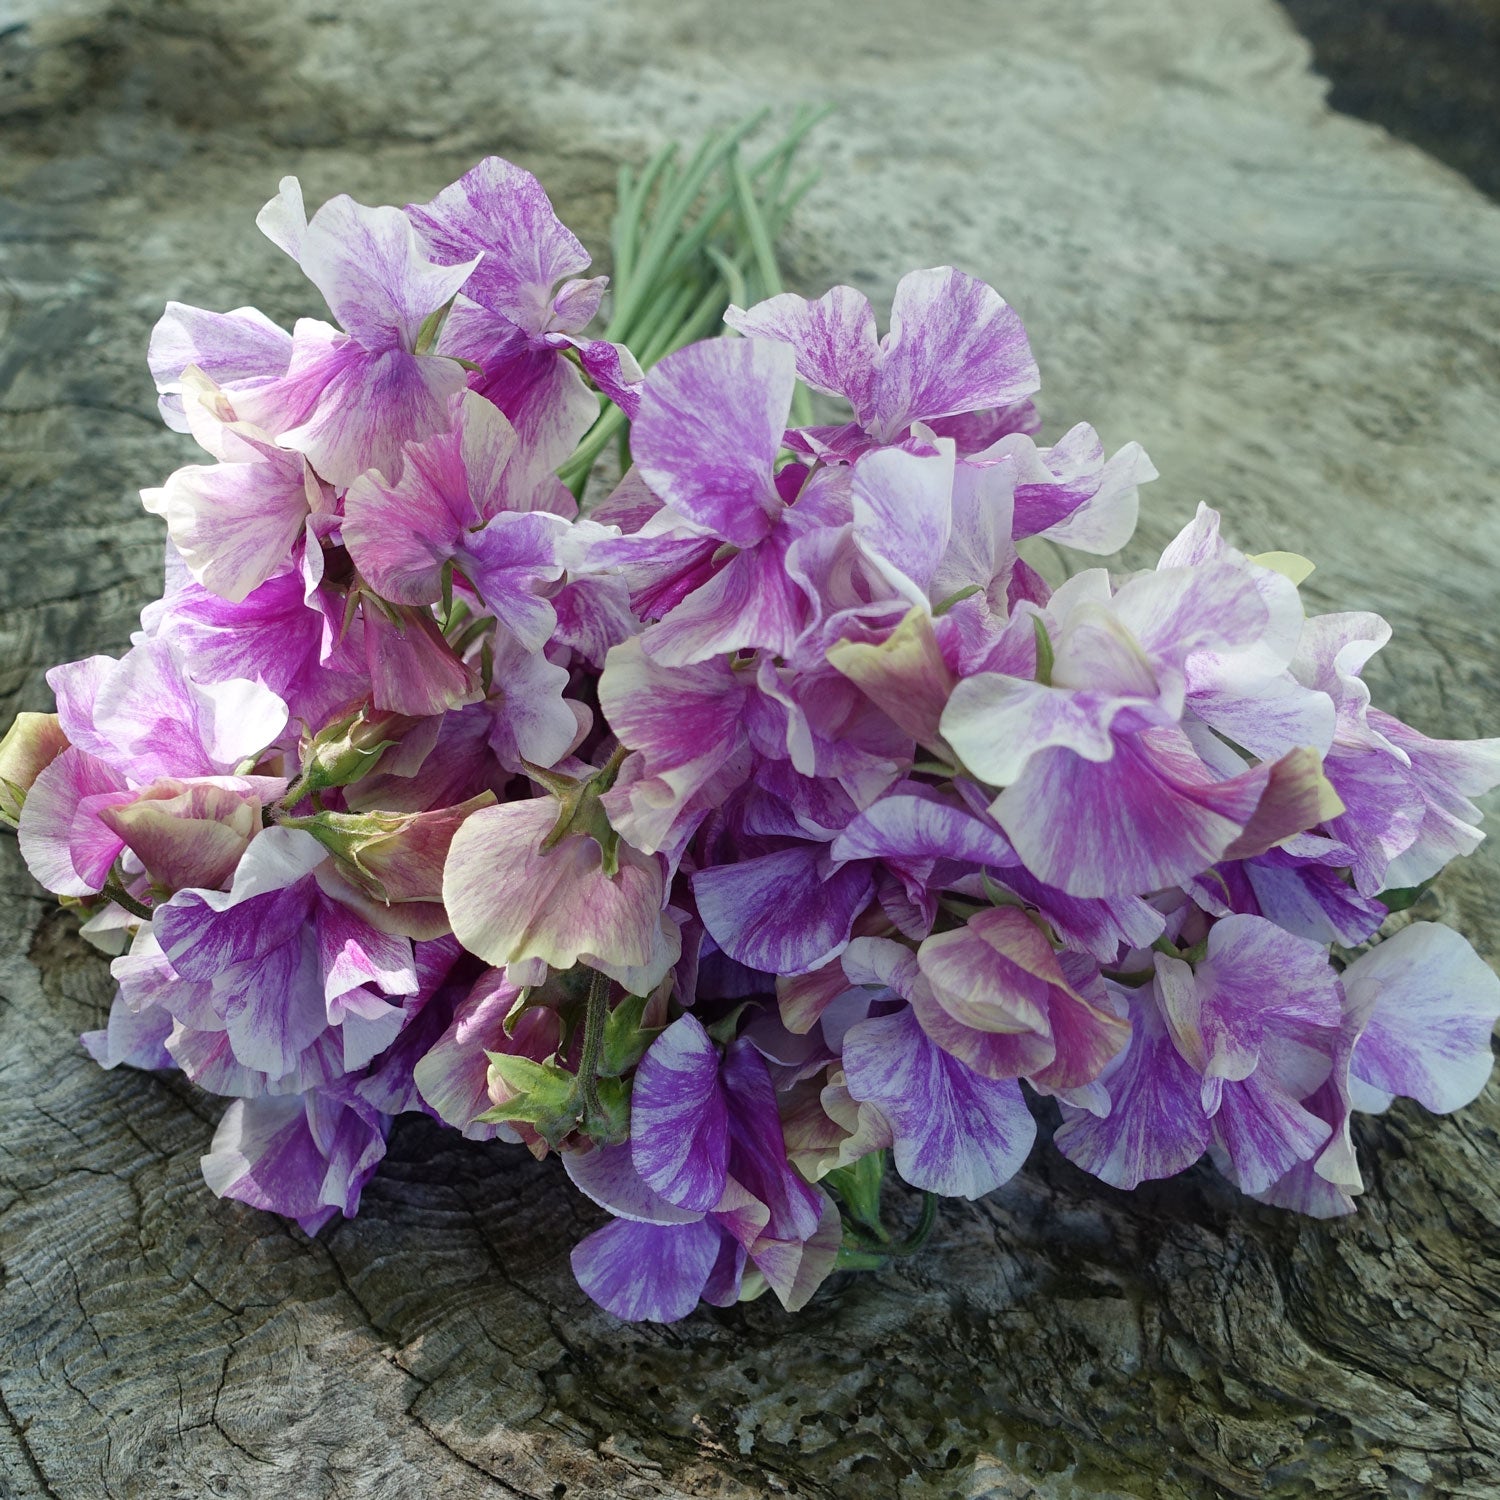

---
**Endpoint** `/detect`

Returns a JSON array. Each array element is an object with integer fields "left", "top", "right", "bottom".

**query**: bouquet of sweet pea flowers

[{"left": 5, "top": 114, "right": 1500, "bottom": 1325}]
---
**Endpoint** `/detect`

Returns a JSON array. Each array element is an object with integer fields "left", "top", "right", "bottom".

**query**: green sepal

[
  {"left": 475, "top": 1053, "right": 581, "bottom": 1147},
  {"left": 824, "top": 1151, "right": 887, "bottom": 1239},
  {"left": 706, "top": 1002, "right": 752, "bottom": 1046},
  {"left": 588, "top": 1075, "right": 632, "bottom": 1144},
  {"left": 933, "top": 582, "right": 983, "bottom": 617},
  {"left": 413, "top": 294, "right": 457, "bottom": 356},
  {"left": 1376, "top": 879, "right": 1436, "bottom": 915},
  {"left": 598, "top": 990, "right": 659, "bottom": 1077},
  {"left": 1031, "top": 615, "right": 1056, "bottom": 686}
]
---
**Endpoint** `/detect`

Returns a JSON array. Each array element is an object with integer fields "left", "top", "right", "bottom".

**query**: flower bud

[
  {"left": 291, "top": 708, "right": 425, "bottom": 800},
  {"left": 286, "top": 791, "right": 496, "bottom": 903},
  {"left": 0, "top": 713, "right": 69, "bottom": 825}
]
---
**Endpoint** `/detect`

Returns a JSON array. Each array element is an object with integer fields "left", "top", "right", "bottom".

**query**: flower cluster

[{"left": 5, "top": 151, "right": 1499, "bottom": 1324}]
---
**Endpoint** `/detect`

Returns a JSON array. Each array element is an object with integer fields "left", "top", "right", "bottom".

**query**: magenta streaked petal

[
  {"left": 246, "top": 322, "right": 468, "bottom": 487},
  {"left": 1345, "top": 922, "right": 1500, "bottom": 1114},
  {"left": 850, "top": 442, "right": 955, "bottom": 603},
  {"left": 633, "top": 338, "right": 795, "bottom": 548},
  {"left": 942, "top": 674, "right": 1142, "bottom": 788},
  {"left": 842, "top": 1006, "right": 1035, "bottom": 1198},
  {"left": 721, "top": 1038, "right": 824, "bottom": 1246},
  {"left": 81, "top": 990, "right": 175, "bottom": 1072},
  {"left": 571, "top": 336, "right": 643, "bottom": 416},
  {"left": 343, "top": 389, "right": 519, "bottom": 604},
  {"left": 482, "top": 630, "right": 581, "bottom": 772},
  {"left": 362, "top": 604, "right": 480, "bottom": 718},
  {"left": 641, "top": 529, "right": 809, "bottom": 667},
  {"left": 412, "top": 972, "right": 558, "bottom": 1141},
  {"left": 89, "top": 638, "right": 289, "bottom": 781},
  {"left": 142, "top": 426, "right": 317, "bottom": 604},
  {"left": 148, "top": 301, "right": 293, "bottom": 431},
  {"left": 17, "top": 748, "right": 131, "bottom": 896},
  {"left": 1210, "top": 1066, "right": 1332, "bottom": 1197},
  {"left": 407, "top": 157, "right": 590, "bottom": 334},
  {"left": 597, "top": 637, "right": 748, "bottom": 854},
  {"left": 629, "top": 1014, "right": 730, "bottom": 1213},
  {"left": 871, "top": 268, "right": 1038, "bottom": 441},
  {"left": 570, "top": 1216, "right": 723, "bottom": 1323},
  {"left": 201, "top": 1089, "right": 389, "bottom": 1234},
  {"left": 993, "top": 727, "right": 1273, "bottom": 899},
  {"left": 693, "top": 846, "right": 873, "bottom": 977},
  {"left": 299, "top": 194, "right": 479, "bottom": 351},
  {"left": 725, "top": 285, "right": 880, "bottom": 420}
]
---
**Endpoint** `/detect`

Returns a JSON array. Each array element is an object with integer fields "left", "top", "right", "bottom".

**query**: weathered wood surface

[{"left": 2, "top": 1, "right": 1499, "bottom": 1495}]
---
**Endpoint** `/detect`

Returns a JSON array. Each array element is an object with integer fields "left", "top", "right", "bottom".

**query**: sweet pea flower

[
  {"left": 19, "top": 639, "right": 287, "bottom": 899},
  {"left": 567, "top": 1015, "right": 841, "bottom": 1321},
  {"left": 941, "top": 557, "right": 1342, "bottom": 898},
  {"left": 407, "top": 157, "right": 643, "bottom": 512},
  {"left": 443, "top": 776, "right": 680, "bottom": 993},
  {"left": 343, "top": 389, "right": 566, "bottom": 646},
  {"left": 1289, "top": 612, "right": 1500, "bottom": 895},
  {"left": 230, "top": 177, "right": 481, "bottom": 486},
  {"left": 614, "top": 338, "right": 849, "bottom": 666},
  {"left": 1054, "top": 916, "right": 1343, "bottom": 1193},
  {"left": 141, "top": 370, "right": 329, "bottom": 604},
  {"left": 201, "top": 1085, "right": 391, "bottom": 1234},
  {"left": 725, "top": 267, "right": 1039, "bottom": 460},
  {"left": 152, "top": 828, "right": 420, "bottom": 1082}
]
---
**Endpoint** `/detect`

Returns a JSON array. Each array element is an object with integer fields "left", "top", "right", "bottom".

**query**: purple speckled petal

[
  {"left": 641, "top": 528, "right": 809, "bottom": 667},
  {"left": 570, "top": 1216, "right": 723, "bottom": 1323},
  {"left": 566, "top": 1142, "right": 705, "bottom": 1226},
  {"left": 299, "top": 194, "right": 479, "bottom": 352},
  {"left": 81, "top": 990, "right": 175, "bottom": 1072},
  {"left": 87, "top": 638, "right": 288, "bottom": 782},
  {"left": 142, "top": 424, "right": 317, "bottom": 604},
  {"left": 991, "top": 727, "right": 1276, "bottom": 899},
  {"left": 201, "top": 1089, "right": 390, "bottom": 1234},
  {"left": 721, "top": 1038, "right": 825, "bottom": 1247},
  {"left": 343, "top": 389, "right": 520, "bottom": 605},
  {"left": 726, "top": 285, "right": 880, "bottom": 421},
  {"left": 1345, "top": 922, "right": 1500, "bottom": 1114},
  {"left": 829, "top": 792, "right": 1013, "bottom": 869},
  {"left": 693, "top": 846, "right": 873, "bottom": 977},
  {"left": 407, "top": 157, "right": 591, "bottom": 334},
  {"left": 871, "top": 268, "right": 1038, "bottom": 441},
  {"left": 850, "top": 442, "right": 955, "bottom": 604},
  {"left": 597, "top": 637, "right": 748, "bottom": 855},
  {"left": 632, "top": 338, "right": 795, "bottom": 548},
  {"left": 1053, "top": 978, "right": 1210, "bottom": 1189},
  {"left": 629, "top": 1014, "right": 729, "bottom": 1212},
  {"left": 258, "top": 324, "right": 469, "bottom": 488},
  {"left": 842, "top": 1006, "right": 1035, "bottom": 1198}
]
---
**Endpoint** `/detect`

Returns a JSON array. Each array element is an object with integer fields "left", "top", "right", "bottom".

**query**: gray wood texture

[{"left": 2, "top": 1, "right": 1498, "bottom": 1494}]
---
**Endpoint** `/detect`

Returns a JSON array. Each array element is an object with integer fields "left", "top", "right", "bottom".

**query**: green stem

[
  {"left": 886, "top": 1192, "right": 938, "bottom": 1257},
  {"left": 101, "top": 880, "right": 153, "bottom": 921},
  {"left": 577, "top": 966, "right": 610, "bottom": 1126}
]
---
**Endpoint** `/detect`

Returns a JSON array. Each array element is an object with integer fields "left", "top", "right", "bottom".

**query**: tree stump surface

[{"left": 2, "top": 2, "right": 1498, "bottom": 1496}]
